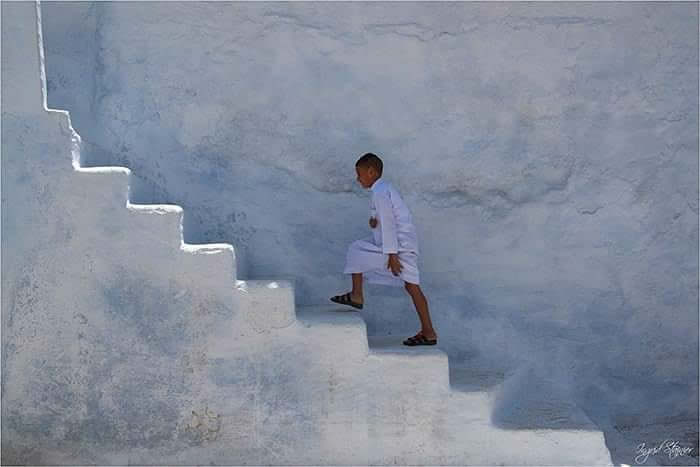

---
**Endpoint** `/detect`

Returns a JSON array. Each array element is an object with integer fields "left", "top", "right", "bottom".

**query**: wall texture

[
  {"left": 0, "top": 2, "right": 615, "bottom": 464},
  {"left": 3, "top": 0, "right": 698, "bottom": 464}
]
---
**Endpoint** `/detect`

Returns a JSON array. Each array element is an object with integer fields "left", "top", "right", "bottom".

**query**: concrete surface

[{"left": 2, "top": 1, "right": 697, "bottom": 465}]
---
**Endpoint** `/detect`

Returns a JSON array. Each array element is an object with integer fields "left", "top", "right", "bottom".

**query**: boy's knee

[{"left": 404, "top": 281, "right": 418, "bottom": 291}]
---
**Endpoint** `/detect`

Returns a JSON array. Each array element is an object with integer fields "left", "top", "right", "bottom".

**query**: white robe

[{"left": 343, "top": 177, "right": 420, "bottom": 286}]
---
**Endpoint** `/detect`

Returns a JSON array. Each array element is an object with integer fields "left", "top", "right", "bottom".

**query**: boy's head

[{"left": 355, "top": 152, "right": 383, "bottom": 189}]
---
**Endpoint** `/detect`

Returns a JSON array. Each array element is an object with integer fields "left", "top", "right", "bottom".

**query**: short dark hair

[{"left": 355, "top": 152, "right": 383, "bottom": 176}]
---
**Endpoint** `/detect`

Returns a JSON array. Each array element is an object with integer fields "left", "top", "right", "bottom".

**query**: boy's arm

[{"left": 374, "top": 192, "right": 399, "bottom": 254}]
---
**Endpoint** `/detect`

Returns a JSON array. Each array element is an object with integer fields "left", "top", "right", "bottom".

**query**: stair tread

[
  {"left": 182, "top": 243, "right": 234, "bottom": 252},
  {"left": 235, "top": 279, "right": 294, "bottom": 288},
  {"left": 75, "top": 165, "right": 130, "bottom": 173},
  {"left": 296, "top": 304, "right": 366, "bottom": 326},
  {"left": 449, "top": 364, "right": 507, "bottom": 392},
  {"left": 126, "top": 202, "right": 183, "bottom": 212},
  {"left": 367, "top": 334, "right": 446, "bottom": 357}
]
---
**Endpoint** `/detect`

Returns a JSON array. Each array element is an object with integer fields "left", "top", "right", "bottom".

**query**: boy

[{"left": 330, "top": 153, "right": 439, "bottom": 346}]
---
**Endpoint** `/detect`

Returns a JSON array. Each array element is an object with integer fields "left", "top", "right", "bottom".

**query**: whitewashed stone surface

[{"left": 2, "top": 1, "right": 697, "bottom": 465}]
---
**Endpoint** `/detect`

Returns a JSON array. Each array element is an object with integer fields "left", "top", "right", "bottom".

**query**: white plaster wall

[
  {"left": 2, "top": 2, "right": 238, "bottom": 461},
  {"left": 0, "top": 3, "right": 617, "bottom": 464},
  {"left": 43, "top": 0, "right": 698, "bottom": 423},
  {"left": 3, "top": 0, "right": 698, "bottom": 464}
]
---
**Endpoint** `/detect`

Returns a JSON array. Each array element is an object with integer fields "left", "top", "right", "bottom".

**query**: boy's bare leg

[
  {"left": 404, "top": 283, "right": 437, "bottom": 339},
  {"left": 350, "top": 273, "right": 364, "bottom": 303}
]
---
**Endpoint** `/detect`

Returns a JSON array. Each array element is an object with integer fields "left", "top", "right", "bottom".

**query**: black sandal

[
  {"left": 330, "top": 292, "right": 364, "bottom": 310},
  {"left": 403, "top": 332, "right": 437, "bottom": 346}
]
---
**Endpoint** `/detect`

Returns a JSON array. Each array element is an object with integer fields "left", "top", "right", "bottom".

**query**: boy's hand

[
  {"left": 369, "top": 216, "right": 377, "bottom": 229},
  {"left": 387, "top": 253, "right": 402, "bottom": 276}
]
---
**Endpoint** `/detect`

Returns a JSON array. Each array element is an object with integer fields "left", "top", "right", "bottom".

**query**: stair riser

[
  {"left": 234, "top": 284, "right": 296, "bottom": 333},
  {"left": 71, "top": 169, "right": 130, "bottom": 211},
  {"left": 125, "top": 205, "right": 183, "bottom": 251}
]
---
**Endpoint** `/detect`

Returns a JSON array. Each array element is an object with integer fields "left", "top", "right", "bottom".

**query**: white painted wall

[{"left": 2, "top": 0, "right": 697, "bottom": 464}]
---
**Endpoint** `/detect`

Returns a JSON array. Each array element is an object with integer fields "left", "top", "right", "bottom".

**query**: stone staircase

[{"left": 1, "top": 1, "right": 613, "bottom": 464}]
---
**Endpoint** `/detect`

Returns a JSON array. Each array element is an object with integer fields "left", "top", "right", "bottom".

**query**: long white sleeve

[{"left": 374, "top": 192, "right": 399, "bottom": 254}]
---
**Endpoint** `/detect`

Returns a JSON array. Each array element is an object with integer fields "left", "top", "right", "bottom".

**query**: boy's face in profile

[{"left": 356, "top": 165, "right": 378, "bottom": 189}]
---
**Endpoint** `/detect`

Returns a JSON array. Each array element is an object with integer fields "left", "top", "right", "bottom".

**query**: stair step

[
  {"left": 295, "top": 304, "right": 367, "bottom": 327},
  {"left": 293, "top": 308, "right": 451, "bottom": 390},
  {"left": 367, "top": 334, "right": 444, "bottom": 356},
  {"left": 72, "top": 165, "right": 130, "bottom": 208},
  {"left": 366, "top": 335, "right": 451, "bottom": 393},
  {"left": 125, "top": 202, "right": 184, "bottom": 250},
  {"left": 75, "top": 165, "right": 131, "bottom": 175},
  {"left": 234, "top": 279, "right": 296, "bottom": 331},
  {"left": 181, "top": 242, "right": 235, "bottom": 254},
  {"left": 448, "top": 363, "right": 507, "bottom": 393},
  {"left": 177, "top": 243, "right": 238, "bottom": 295},
  {"left": 236, "top": 278, "right": 295, "bottom": 292},
  {"left": 126, "top": 202, "right": 183, "bottom": 214},
  {"left": 295, "top": 305, "right": 369, "bottom": 358},
  {"left": 74, "top": 165, "right": 131, "bottom": 174}
]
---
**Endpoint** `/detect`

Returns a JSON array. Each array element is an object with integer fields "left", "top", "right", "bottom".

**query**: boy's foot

[
  {"left": 410, "top": 330, "right": 438, "bottom": 339},
  {"left": 330, "top": 292, "right": 364, "bottom": 309},
  {"left": 403, "top": 331, "right": 438, "bottom": 346}
]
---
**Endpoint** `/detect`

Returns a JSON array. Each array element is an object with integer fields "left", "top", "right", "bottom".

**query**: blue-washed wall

[
  {"left": 35, "top": 0, "right": 700, "bottom": 457},
  {"left": 0, "top": 4, "right": 615, "bottom": 461}
]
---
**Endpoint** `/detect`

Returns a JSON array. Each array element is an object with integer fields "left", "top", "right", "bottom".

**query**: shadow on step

[
  {"left": 305, "top": 305, "right": 602, "bottom": 432},
  {"left": 490, "top": 364, "right": 601, "bottom": 431},
  {"left": 449, "top": 364, "right": 506, "bottom": 393}
]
